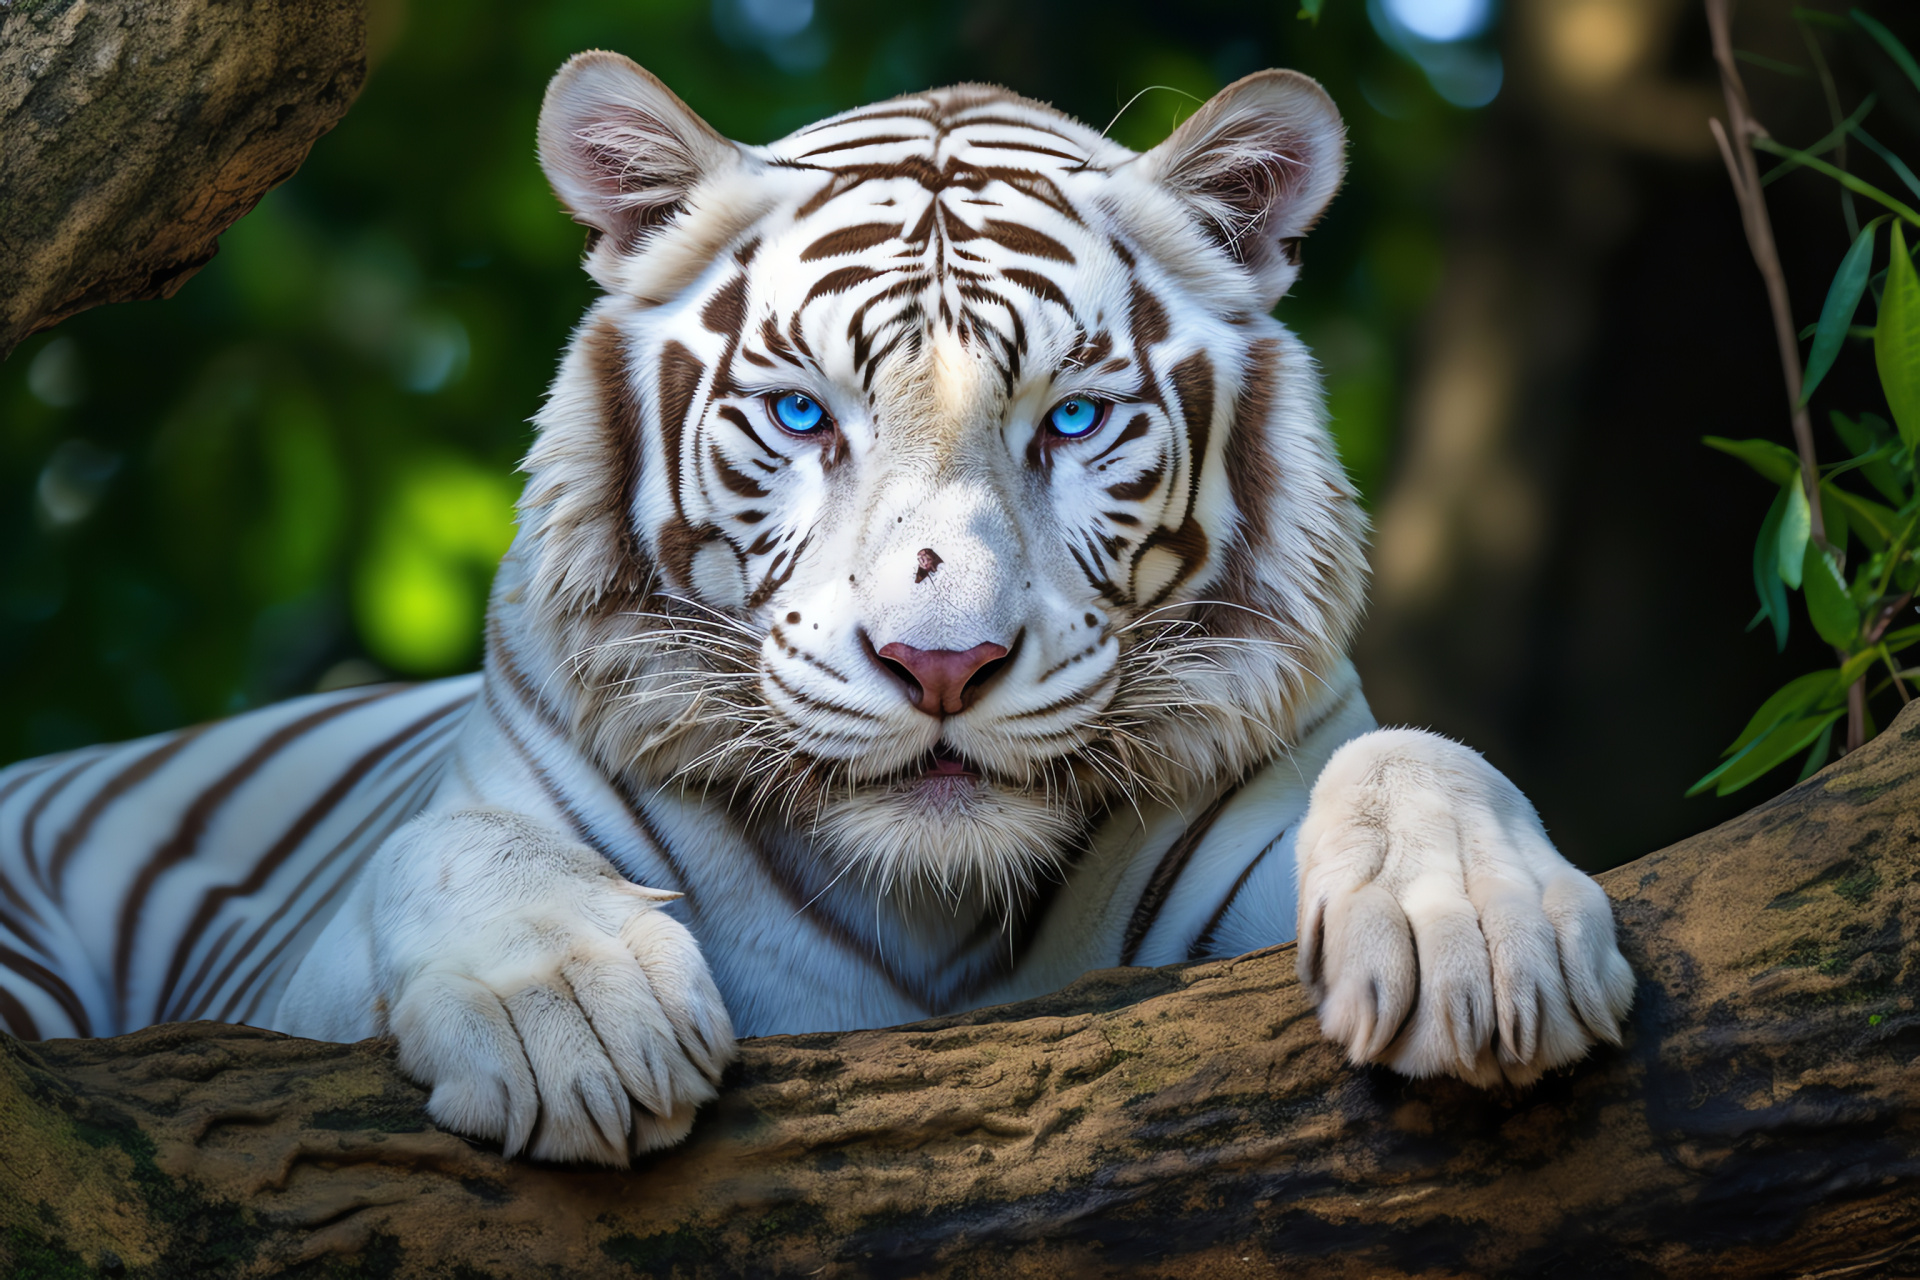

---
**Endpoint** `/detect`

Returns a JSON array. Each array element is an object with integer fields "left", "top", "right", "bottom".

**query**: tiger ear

[
  {"left": 1138, "top": 70, "right": 1346, "bottom": 306},
  {"left": 538, "top": 52, "right": 743, "bottom": 251}
]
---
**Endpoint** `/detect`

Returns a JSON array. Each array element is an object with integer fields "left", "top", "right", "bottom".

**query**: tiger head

[{"left": 510, "top": 53, "right": 1366, "bottom": 898}]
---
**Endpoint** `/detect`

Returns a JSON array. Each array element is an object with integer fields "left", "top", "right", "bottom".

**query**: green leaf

[
  {"left": 1705, "top": 435, "right": 1799, "bottom": 485},
  {"left": 1714, "top": 711, "right": 1845, "bottom": 796},
  {"left": 1751, "top": 137, "right": 1920, "bottom": 227},
  {"left": 1296, "top": 0, "right": 1323, "bottom": 21},
  {"left": 1822, "top": 481, "right": 1852, "bottom": 552},
  {"left": 1838, "top": 646, "right": 1881, "bottom": 689},
  {"left": 1831, "top": 410, "right": 1907, "bottom": 503},
  {"left": 1804, "top": 542, "right": 1860, "bottom": 646},
  {"left": 1853, "top": 9, "right": 1920, "bottom": 95},
  {"left": 1724, "top": 669, "right": 1839, "bottom": 758},
  {"left": 1754, "top": 484, "right": 1792, "bottom": 651},
  {"left": 1796, "top": 719, "right": 1836, "bottom": 782},
  {"left": 1878, "top": 222, "right": 1920, "bottom": 451},
  {"left": 1849, "top": 129, "right": 1920, "bottom": 207},
  {"left": 1802, "top": 220, "right": 1880, "bottom": 406},
  {"left": 1821, "top": 481, "right": 1893, "bottom": 551},
  {"left": 1780, "top": 480, "right": 1812, "bottom": 588}
]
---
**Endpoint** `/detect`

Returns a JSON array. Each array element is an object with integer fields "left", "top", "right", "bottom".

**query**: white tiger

[{"left": 0, "top": 54, "right": 1635, "bottom": 1166}]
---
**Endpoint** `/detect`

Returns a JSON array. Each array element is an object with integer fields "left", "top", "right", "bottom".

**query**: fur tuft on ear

[
  {"left": 537, "top": 52, "right": 742, "bottom": 251},
  {"left": 1137, "top": 70, "right": 1346, "bottom": 307}
]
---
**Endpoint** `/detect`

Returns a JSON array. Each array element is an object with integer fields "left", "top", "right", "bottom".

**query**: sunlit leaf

[
  {"left": 1754, "top": 484, "right": 1792, "bottom": 651},
  {"left": 1780, "top": 479, "right": 1811, "bottom": 588},
  {"left": 354, "top": 456, "right": 517, "bottom": 673},
  {"left": 1803, "top": 542, "right": 1860, "bottom": 647},
  {"left": 1877, "top": 221, "right": 1920, "bottom": 451},
  {"left": 1801, "top": 219, "right": 1879, "bottom": 406}
]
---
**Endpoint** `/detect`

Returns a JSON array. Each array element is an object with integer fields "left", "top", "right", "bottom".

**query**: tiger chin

[{"left": 0, "top": 54, "right": 1636, "bottom": 1168}]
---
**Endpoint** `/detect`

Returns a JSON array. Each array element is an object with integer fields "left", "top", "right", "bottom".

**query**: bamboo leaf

[
  {"left": 1877, "top": 222, "right": 1920, "bottom": 450},
  {"left": 1705, "top": 435, "right": 1800, "bottom": 485},
  {"left": 1795, "top": 720, "right": 1836, "bottom": 782},
  {"left": 1751, "top": 137, "right": 1920, "bottom": 226},
  {"left": 1780, "top": 480, "right": 1812, "bottom": 588},
  {"left": 1802, "top": 220, "right": 1879, "bottom": 406},
  {"left": 1724, "top": 670, "right": 1840, "bottom": 758},
  {"left": 1804, "top": 542, "right": 1860, "bottom": 646},
  {"left": 1853, "top": 9, "right": 1920, "bottom": 95},
  {"left": 1755, "top": 484, "right": 1792, "bottom": 651},
  {"left": 1713, "top": 710, "right": 1844, "bottom": 796}
]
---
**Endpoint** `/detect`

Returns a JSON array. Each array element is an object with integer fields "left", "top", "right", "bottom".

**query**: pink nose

[{"left": 876, "top": 641, "right": 1010, "bottom": 717}]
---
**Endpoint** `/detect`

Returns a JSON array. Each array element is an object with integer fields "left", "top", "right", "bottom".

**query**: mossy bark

[
  {"left": 0, "top": 0, "right": 366, "bottom": 358},
  {"left": 4, "top": 704, "right": 1920, "bottom": 1278}
]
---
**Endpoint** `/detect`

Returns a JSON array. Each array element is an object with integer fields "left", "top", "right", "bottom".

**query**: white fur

[
  {"left": 1294, "top": 730, "right": 1636, "bottom": 1086},
  {"left": 262, "top": 61, "right": 1637, "bottom": 1165}
]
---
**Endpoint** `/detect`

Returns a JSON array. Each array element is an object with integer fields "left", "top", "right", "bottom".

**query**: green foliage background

[{"left": 0, "top": 0, "right": 1467, "bottom": 765}]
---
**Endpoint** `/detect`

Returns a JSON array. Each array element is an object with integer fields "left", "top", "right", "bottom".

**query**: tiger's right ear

[{"left": 538, "top": 52, "right": 743, "bottom": 250}]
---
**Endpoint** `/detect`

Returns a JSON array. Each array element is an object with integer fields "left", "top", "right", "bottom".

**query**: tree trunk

[
  {"left": 4, "top": 707, "right": 1919, "bottom": 1279},
  {"left": 0, "top": 0, "right": 367, "bottom": 359}
]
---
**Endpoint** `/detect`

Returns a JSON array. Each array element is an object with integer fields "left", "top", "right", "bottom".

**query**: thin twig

[{"left": 1706, "top": 0, "right": 1864, "bottom": 752}]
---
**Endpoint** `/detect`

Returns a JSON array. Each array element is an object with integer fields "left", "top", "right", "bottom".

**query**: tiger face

[{"left": 514, "top": 55, "right": 1367, "bottom": 897}]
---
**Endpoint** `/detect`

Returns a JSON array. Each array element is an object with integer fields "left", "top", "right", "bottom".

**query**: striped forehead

[{"left": 743, "top": 94, "right": 1125, "bottom": 390}]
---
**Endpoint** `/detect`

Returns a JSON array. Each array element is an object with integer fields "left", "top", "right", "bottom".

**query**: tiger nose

[{"left": 875, "top": 641, "right": 1010, "bottom": 717}]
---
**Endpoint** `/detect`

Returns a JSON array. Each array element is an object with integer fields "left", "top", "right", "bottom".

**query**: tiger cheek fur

[{"left": 0, "top": 52, "right": 1633, "bottom": 1170}]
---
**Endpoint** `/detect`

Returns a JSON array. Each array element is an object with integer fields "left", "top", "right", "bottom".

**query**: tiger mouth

[{"left": 919, "top": 743, "right": 981, "bottom": 782}]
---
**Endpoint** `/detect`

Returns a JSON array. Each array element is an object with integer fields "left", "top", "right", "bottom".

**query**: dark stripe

[
  {"left": 1186, "top": 830, "right": 1284, "bottom": 962},
  {"left": 1106, "top": 463, "right": 1165, "bottom": 502},
  {"left": 800, "top": 222, "right": 902, "bottom": 261},
  {"left": 160, "top": 695, "right": 469, "bottom": 1022},
  {"left": 1089, "top": 412, "right": 1151, "bottom": 463},
  {"left": 1000, "top": 267, "right": 1070, "bottom": 310},
  {"left": 0, "top": 983, "right": 40, "bottom": 1040},
  {"left": 47, "top": 727, "right": 207, "bottom": 892},
  {"left": 701, "top": 273, "right": 749, "bottom": 337},
  {"left": 1119, "top": 778, "right": 1244, "bottom": 966},
  {"left": 214, "top": 760, "right": 451, "bottom": 1024},
  {"left": 0, "top": 941, "right": 91, "bottom": 1036},
  {"left": 585, "top": 318, "right": 652, "bottom": 597},
  {"left": 112, "top": 689, "right": 396, "bottom": 1022},
  {"left": 802, "top": 265, "right": 882, "bottom": 308},
  {"left": 18, "top": 754, "right": 107, "bottom": 890},
  {"left": 800, "top": 133, "right": 922, "bottom": 158},
  {"left": 965, "top": 138, "right": 1086, "bottom": 162},
  {"left": 1224, "top": 339, "right": 1283, "bottom": 552}
]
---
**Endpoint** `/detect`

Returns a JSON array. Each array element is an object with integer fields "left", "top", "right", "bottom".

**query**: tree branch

[
  {"left": 5, "top": 702, "right": 1920, "bottom": 1278},
  {"left": 0, "top": 0, "right": 367, "bottom": 359}
]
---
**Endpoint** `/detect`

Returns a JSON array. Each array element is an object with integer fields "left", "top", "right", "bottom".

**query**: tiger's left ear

[
  {"left": 538, "top": 51, "right": 745, "bottom": 252},
  {"left": 1137, "top": 70, "right": 1346, "bottom": 307}
]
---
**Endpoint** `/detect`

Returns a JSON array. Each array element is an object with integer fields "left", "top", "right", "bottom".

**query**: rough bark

[
  {"left": 4, "top": 707, "right": 1920, "bottom": 1279},
  {"left": 0, "top": 0, "right": 367, "bottom": 359}
]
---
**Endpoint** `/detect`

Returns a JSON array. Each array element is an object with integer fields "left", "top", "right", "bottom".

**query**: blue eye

[
  {"left": 1046, "top": 396, "right": 1106, "bottom": 438},
  {"left": 771, "top": 392, "right": 827, "bottom": 434}
]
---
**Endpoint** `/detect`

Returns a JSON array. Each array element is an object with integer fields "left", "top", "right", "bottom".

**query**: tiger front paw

[
  {"left": 1294, "top": 729, "right": 1634, "bottom": 1087},
  {"left": 376, "top": 809, "right": 735, "bottom": 1165}
]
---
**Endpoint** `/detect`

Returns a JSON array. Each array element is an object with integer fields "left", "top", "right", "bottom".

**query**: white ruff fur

[{"left": 1, "top": 55, "right": 1636, "bottom": 1168}]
